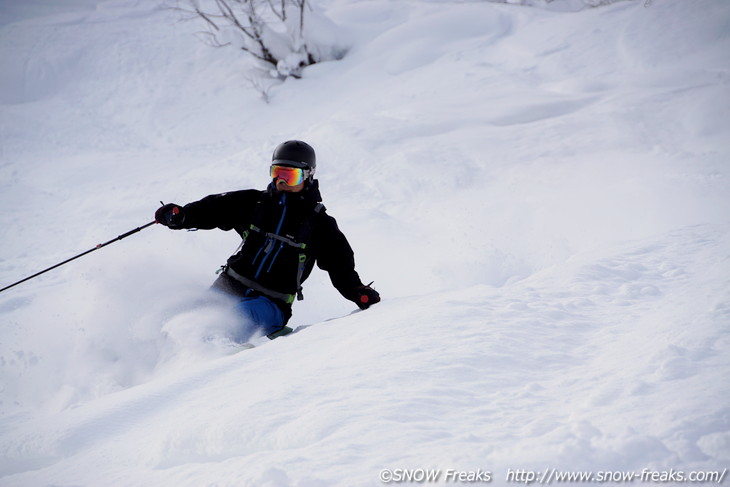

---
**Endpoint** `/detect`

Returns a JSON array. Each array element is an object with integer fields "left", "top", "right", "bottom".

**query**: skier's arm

[
  {"left": 157, "top": 190, "right": 258, "bottom": 231},
  {"left": 316, "top": 214, "right": 380, "bottom": 309}
]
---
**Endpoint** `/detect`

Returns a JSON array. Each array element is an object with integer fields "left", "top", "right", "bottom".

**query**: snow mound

[{"left": 1, "top": 224, "right": 728, "bottom": 485}]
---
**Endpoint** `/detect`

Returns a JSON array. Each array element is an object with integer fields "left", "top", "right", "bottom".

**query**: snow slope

[{"left": 1, "top": 0, "right": 729, "bottom": 485}]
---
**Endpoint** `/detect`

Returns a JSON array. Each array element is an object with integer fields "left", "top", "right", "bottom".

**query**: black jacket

[{"left": 179, "top": 180, "right": 364, "bottom": 321}]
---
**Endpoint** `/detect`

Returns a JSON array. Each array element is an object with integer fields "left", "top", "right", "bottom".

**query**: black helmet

[{"left": 272, "top": 140, "right": 316, "bottom": 172}]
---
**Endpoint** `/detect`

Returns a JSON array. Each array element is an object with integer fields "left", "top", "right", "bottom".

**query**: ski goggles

[{"left": 270, "top": 165, "right": 308, "bottom": 186}]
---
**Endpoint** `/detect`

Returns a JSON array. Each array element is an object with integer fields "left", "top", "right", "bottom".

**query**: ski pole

[{"left": 0, "top": 220, "right": 157, "bottom": 294}]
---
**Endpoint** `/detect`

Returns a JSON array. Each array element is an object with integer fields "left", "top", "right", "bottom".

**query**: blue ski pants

[
  {"left": 210, "top": 270, "right": 286, "bottom": 342},
  {"left": 233, "top": 295, "right": 285, "bottom": 337}
]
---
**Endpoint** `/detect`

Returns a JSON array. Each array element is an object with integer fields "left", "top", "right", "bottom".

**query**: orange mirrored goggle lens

[{"left": 270, "top": 165, "right": 305, "bottom": 186}]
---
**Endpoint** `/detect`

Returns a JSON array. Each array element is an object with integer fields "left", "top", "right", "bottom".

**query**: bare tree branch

[
  {"left": 194, "top": 6, "right": 221, "bottom": 31},
  {"left": 177, "top": 0, "right": 318, "bottom": 79},
  {"left": 265, "top": 0, "right": 286, "bottom": 22}
]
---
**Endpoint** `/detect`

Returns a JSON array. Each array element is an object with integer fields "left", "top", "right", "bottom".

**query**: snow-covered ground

[{"left": 1, "top": 0, "right": 729, "bottom": 485}]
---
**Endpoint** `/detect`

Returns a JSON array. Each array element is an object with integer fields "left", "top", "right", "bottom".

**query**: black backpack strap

[
  {"left": 227, "top": 198, "right": 324, "bottom": 302},
  {"left": 294, "top": 202, "right": 324, "bottom": 300},
  {"left": 232, "top": 196, "right": 266, "bottom": 253}
]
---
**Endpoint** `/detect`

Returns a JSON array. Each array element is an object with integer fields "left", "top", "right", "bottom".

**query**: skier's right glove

[{"left": 155, "top": 203, "right": 186, "bottom": 229}]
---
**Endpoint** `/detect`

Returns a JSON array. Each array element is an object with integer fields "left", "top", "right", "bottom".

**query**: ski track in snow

[{"left": 1, "top": 0, "right": 729, "bottom": 485}]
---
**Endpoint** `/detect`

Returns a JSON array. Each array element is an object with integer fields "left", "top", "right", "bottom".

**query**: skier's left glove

[{"left": 355, "top": 284, "right": 380, "bottom": 310}]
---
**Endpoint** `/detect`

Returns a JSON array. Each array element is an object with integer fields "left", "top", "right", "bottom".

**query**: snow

[{"left": 1, "top": 0, "right": 729, "bottom": 485}]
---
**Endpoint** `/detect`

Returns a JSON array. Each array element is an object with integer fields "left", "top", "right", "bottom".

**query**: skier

[{"left": 155, "top": 140, "right": 380, "bottom": 341}]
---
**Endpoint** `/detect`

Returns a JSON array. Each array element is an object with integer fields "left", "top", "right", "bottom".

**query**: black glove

[
  {"left": 155, "top": 203, "right": 185, "bottom": 229},
  {"left": 355, "top": 284, "right": 380, "bottom": 310}
]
